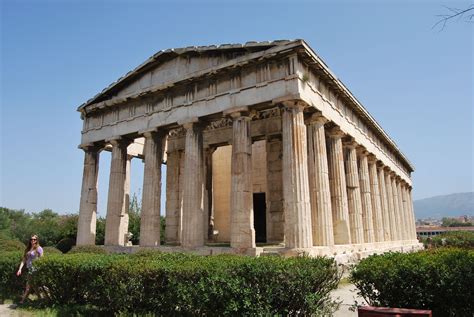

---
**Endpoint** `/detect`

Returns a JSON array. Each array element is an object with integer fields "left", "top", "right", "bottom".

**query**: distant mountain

[{"left": 414, "top": 192, "right": 474, "bottom": 220}]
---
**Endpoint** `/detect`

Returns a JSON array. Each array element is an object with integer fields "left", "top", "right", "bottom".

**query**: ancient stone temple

[{"left": 76, "top": 40, "right": 421, "bottom": 260}]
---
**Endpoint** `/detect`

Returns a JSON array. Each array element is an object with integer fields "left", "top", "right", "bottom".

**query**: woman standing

[{"left": 16, "top": 234, "right": 43, "bottom": 304}]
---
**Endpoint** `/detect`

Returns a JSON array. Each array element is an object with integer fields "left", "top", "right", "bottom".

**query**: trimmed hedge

[
  {"left": 350, "top": 248, "right": 474, "bottom": 316},
  {"left": 431, "top": 230, "right": 474, "bottom": 249},
  {"left": 1, "top": 251, "right": 340, "bottom": 315},
  {"left": 0, "top": 251, "right": 25, "bottom": 301},
  {"left": 68, "top": 245, "right": 107, "bottom": 254},
  {"left": 0, "top": 239, "right": 25, "bottom": 252}
]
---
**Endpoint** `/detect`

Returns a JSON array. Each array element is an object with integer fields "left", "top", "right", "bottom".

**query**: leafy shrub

[
  {"left": 69, "top": 245, "right": 107, "bottom": 254},
  {"left": 0, "top": 251, "right": 24, "bottom": 301},
  {"left": 350, "top": 248, "right": 474, "bottom": 316},
  {"left": 0, "top": 239, "right": 25, "bottom": 252},
  {"left": 56, "top": 237, "right": 76, "bottom": 253},
  {"left": 0, "top": 252, "right": 340, "bottom": 315},
  {"left": 431, "top": 231, "right": 474, "bottom": 249},
  {"left": 42, "top": 246, "right": 62, "bottom": 254}
]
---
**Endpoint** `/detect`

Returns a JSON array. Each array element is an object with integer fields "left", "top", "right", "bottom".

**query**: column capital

[
  {"left": 342, "top": 138, "right": 358, "bottom": 149},
  {"left": 107, "top": 137, "right": 132, "bottom": 148},
  {"left": 367, "top": 154, "right": 378, "bottom": 163},
  {"left": 142, "top": 129, "right": 166, "bottom": 140},
  {"left": 280, "top": 100, "right": 306, "bottom": 112},
  {"left": 356, "top": 146, "right": 369, "bottom": 157},
  {"left": 178, "top": 117, "right": 200, "bottom": 129},
  {"left": 376, "top": 160, "right": 385, "bottom": 170},
  {"left": 327, "top": 126, "right": 345, "bottom": 139},
  {"left": 305, "top": 112, "right": 328, "bottom": 126},
  {"left": 78, "top": 142, "right": 103, "bottom": 152},
  {"left": 223, "top": 106, "right": 250, "bottom": 119}
]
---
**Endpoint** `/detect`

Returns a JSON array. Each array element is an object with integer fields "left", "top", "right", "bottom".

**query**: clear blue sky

[{"left": 1, "top": 0, "right": 473, "bottom": 216}]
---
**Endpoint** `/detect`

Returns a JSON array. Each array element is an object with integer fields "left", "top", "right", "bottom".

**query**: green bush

[
  {"left": 42, "top": 246, "right": 62, "bottom": 254},
  {"left": 56, "top": 237, "right": 76, "bottom": 253},
  {"left": 68, "top": 245, "right": 107, "bottom": 254},
  {"left": 0, "top": 252, "right": 340, "bottom": 315},
  {"left": 0, "top": 239, "right": 25, "bottom": 252},
  {"left": 431, "top": 231, "right": 474, "bottom": 249},
  {"left": 0, "top": 251, "right": 24, "bottom": 301},
  {"left": 350, "top": 248, "right": 474, "bottom": 316}
]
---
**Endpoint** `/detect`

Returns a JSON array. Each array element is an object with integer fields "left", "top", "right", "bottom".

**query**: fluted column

[
  {"left": 229, "top": 112, "right": 255, "bottom": 249},
  {"left": 77, "top": 144, "right": 101, "bottom": 246},
  {"left": 368, "top": 156, "right": 384, "bottom": 242},
  {"left": 358, "top": 149, "right": 374, "bottom": 243},
  {"left": 282, "top": 102, "right": 312, "bottom": 249},
  {"left": 377, "top": 164, "right": 391, "bottom": 241},
  {"left": 165, "top": 149, "right": 184, "bottom": 244},
  {"left": 140, "top": 131, "right": 165, "bottom": 246},
  {"left": 385, "top": 170, "right": 397, "bottom": 241},
  {"left": 181, "top": 121, "right": 205, "bottom": 248},
  {"left": 408, "top": 187, "right": 417, "bottom": 239},
  {"left": 327, "top": 127, "right": 351, "bottom": 244},
  {"left": 402, "top": 183, "right": 412, "bottom": 240},
  {"left": 306, "top": 113, "right": 334, "bottom": 246},
  {"left": 105, "top": 138, "right": 131, "bottom": 246},
  {"left": 343, "top": 140, "right": 364, "bottom": 244},
  {"left": 396, "top": 178, "right": 406, "bottom": 240},
  {"left": 390, "top": 173, "right": 401, "bottom": 240}
]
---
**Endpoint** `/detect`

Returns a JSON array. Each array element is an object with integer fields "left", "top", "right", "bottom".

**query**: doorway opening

[{"left": 253, "top": 192, "right": 267, "bottom": 243}]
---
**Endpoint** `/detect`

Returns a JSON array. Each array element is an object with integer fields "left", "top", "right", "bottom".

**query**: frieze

[
  {"left": 168, "top": 127, "right": 186, "bottom": 138},
  {"left": 205, "top": 117, "right": 233, "bottom": 131},
  {"left": 253, "top": 107, "right": 281, "bottom": 120}
]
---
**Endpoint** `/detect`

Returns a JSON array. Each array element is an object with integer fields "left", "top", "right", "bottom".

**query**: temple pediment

[{"left": 78, "top": 40, "right": 299, "bottom": 111}]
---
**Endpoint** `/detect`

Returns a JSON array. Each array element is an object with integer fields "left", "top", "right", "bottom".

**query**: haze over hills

[{"left": 414, "top": 192, "right": 474, "bottom": 220}]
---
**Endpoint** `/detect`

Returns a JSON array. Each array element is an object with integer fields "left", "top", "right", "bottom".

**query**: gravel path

[
  {"left": 0, "top": 304, "right": 33, "bottom": 317},
  {"left": 331, "top": 283, "right": 366, "bottom": 317}
]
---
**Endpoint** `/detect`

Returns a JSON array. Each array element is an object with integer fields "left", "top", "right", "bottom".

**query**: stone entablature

[{"left": 76, "top": 40, "right": 420, "bottom": 258}]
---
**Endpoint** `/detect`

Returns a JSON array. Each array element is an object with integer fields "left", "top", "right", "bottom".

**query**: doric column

[
  {"left": 266, "top": 136, "right": 284, "bottom": 242},
  {"left": 390, "top": 173, "right": 401, "bottom": 240},
  {"left": 327, "top": 127, "right": 351, "bottom": 244},
  {"left": 205, "top": 147, "right": 215, "bottom": 241},
  {"left": 181, "top": 121, "right": 205, "bottom": 248},
  {"left": 77, "top": 144, "right": 101, "bottom": 246},
  {"left": 358, "top": 149, "right": 374, "bottom": 243},
  {"left": 229, "top": 111, "right": 255, "bottom": 249},
  {"left": 408, "top": 187, "right": 417, "bottom": 240},
  {"left": 377, "top": 164, "right": 391, "bottom": 241},
  {"left": 343, "top": 140, "right": 364, "bottom": 244},
  {"left": 140, "top": 131, "right": 165, "bottom": 246},
  {"left": 306, "top": 113, "right": 334, "bottom": 246},
  {"left": 105, "top": 138, "right": 131, "bottom": 246},
  {"left": 368, "top": 156, "right": 384, "bottom": 242},
  {"left": 385, "top": 169, "right": 397, "bottom": 241},
  {"left": 165, "top": 149, "right": 184, "bottom": 244},
  {"left": 401, "top": 183, "right": 412, "bottom": 240},
  {"left": 281, "top": 102, "right": 312, "bottom": 249},
  {"left": 396, "top": 178, "right": 406, "bottom": 240}
]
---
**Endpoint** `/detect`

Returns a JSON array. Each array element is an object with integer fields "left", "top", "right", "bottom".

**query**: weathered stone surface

[
  {"left": 266, "top": 137, "right": 284, "bottom": 242},
  {"left": 343, "top": 140, "right": 364, "bottom": 244},
  {"left": 181, "top": 122, "right": 205, "bottom": 248},
  {"left": 307, "top": 114, "right": 334, "bottom": 246},
  {"left": 105, "top": 139, "right": 131, "bottom": 246},
  {"left": 368, "top": 157, "right": 384, "bottom": 242},
  {"left": 377, "top": 164, "right": 391, "bottom": 241},
  {"left": 327, "top": 127, "right": 351, "bottom": 245},
  {"left": 77, "top": 40, "right": 420, "bottom": 256},
  {"left": 230, "top": 112, "right": 256, "bottom": 249},
  {"left": 282, "top": 102, "right": 312, "bottom": 249},
  {"left": 77, "top": 145, "right": 101, "bottom": 246},
  {"left": 140, "top": 131, "right": 165, "bottom": 246},
  {"left": 165, "top": 149, "right": 184, "bottom": 244},
  {"left": 358, "top": 150, "right": 374, "bottom": 243}
]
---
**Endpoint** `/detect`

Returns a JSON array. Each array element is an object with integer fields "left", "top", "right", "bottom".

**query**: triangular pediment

[{"left": 79, "top": 40, "right": 301, "bottom": 110}]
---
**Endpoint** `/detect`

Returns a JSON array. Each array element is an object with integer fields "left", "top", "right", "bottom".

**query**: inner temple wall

[{"left": 212, "top": 141, "right": 268, "bottom": 243}]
